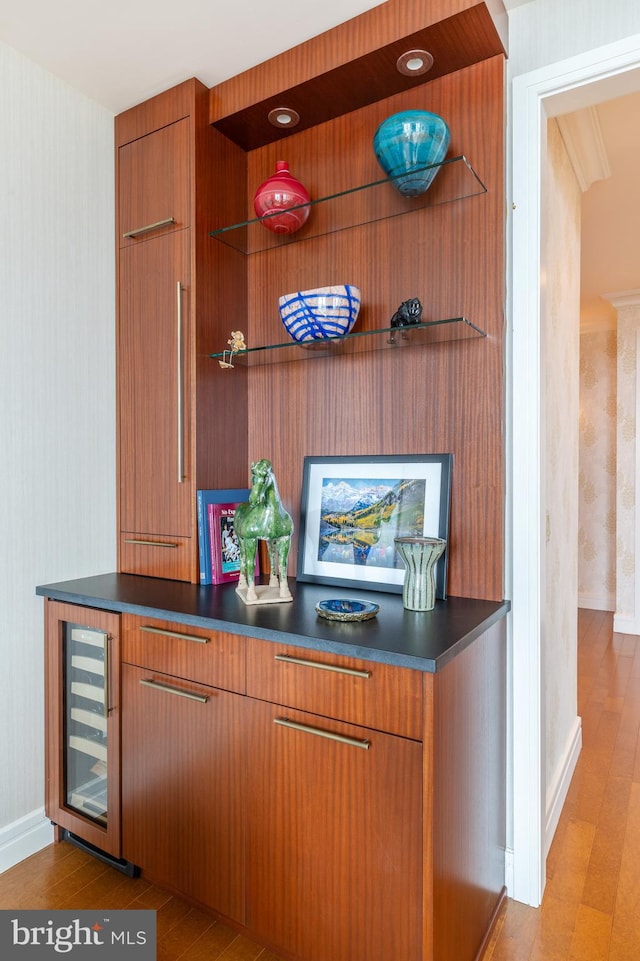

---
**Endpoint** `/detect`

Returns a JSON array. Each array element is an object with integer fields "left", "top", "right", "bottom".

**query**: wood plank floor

[
  {"left": 0, "top": 608, "right": 636, "bottom": 961},
  {"left": 485, "top": 608, "right": 640, "bottom": 961},
  {"left": 0, "top": 837, "right": 286, "bottom": 960},
  {"left": 0, "top": 841, "right": 282, "bottom": 961}
]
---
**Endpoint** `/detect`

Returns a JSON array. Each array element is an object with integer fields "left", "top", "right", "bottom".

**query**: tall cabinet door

[
  {"left": 245, "top": 698, "right": 423, "bottom": 961},
  {"left": 121, "top": 664, "right": 245, "bottom": 922},
  {"left": 44, "top": 600, "right": 122, "bottom": 858},
  {"left": 118, "top": 230, "right": 193, "bottom": 579},
  {"left": 115, "top": 79, "right": 248, "bottom": 584}
]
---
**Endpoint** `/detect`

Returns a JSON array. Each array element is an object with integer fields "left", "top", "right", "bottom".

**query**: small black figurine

[{"left": 390, "top": 297, "right": 423, "bottom": 328}]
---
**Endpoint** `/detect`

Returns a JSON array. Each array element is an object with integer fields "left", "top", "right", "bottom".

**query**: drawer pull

[
  {"left": 122, "top": 217, "right": 176, "bottom": 239},
  {"left": 274, "top": 653, "right": 371, "bottom": 679},
  {"left": 140, "top": 678, "right": 208, "bottom": 703},
  {"left": 124, "top": 538, "right": 178, "bottom": 548},
  {"left": 274, "top": 717, "right": 370, "bottom": 750},
  {"left": 140, "top": 625, "right": 209, "bottom": 644}
]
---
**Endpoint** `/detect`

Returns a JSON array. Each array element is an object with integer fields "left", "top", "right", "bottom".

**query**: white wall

[
  {"left": 611, "top": 294, "right": 640, "bottom": 632},
  {"left": 0, "top": 40, "right": 115, "bottom": 869},
  {"left": 578, "top": 325, "right": 617, "bottom": 611},
  {"left": 540, "top": 118, "right": 581, "bottom": 846},
  {"left": 507, "top": 0, "right": 640, "bottom": 76}
]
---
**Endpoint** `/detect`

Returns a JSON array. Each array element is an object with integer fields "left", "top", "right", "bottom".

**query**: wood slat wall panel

[{"left": 240, "top": 55, "right": 504, "bottom": 600}]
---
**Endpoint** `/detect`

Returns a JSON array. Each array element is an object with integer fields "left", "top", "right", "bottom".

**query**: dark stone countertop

[{"left": 36, "top": 572, "right": 510, "bottom": 673}]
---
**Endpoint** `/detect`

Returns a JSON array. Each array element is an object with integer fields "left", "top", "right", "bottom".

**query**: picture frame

[{"left": 297, "top": 454, "right": 452, "bottom": 597}]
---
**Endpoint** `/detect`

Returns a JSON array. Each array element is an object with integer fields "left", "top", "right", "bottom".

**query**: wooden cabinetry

[
  {"left": 245, "top": 635, "right": 423, "bottom": 738},
  {"left": 119, "top": 618, "right": 505, "bottom": 961},
  {"left": 245, "top": 683, "right": 423, "bottom": 961},
  {"left": 38, "top": 574, "right": 508, "bottom": 961},
  {"left": 242, "top": 630, "right": 506, "bottom": 961},
  {"left": 118, "top": 231, "right": 191, "bottom": 566},
  {"left": 44, "top": 600, "right": 122, "bottom": 859},
  {"left": 118, "top": 117, "right": 189, "bottom": 248},
  {"left": 98, "top": 2, "right": 509, "bottom": 958},
  {"left": 115, "top": 79, "right": 247, "bottom": 583},
  {"left": 113, "top": 2, "right": 506, "bottom": 600},
  {"left": 120, "top": 614, "right": 245, "bottom": 920}
]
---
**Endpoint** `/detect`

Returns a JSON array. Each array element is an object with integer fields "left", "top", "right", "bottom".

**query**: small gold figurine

[{"left": 219, "top": 330, "right": 247, "bottom": 368}]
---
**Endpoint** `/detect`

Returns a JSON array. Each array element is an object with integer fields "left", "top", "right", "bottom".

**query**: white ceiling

[
  {"left": 578, "top": 91, "right": 640, "bottom": 325},
  {"left": 0, "top": 0, "right": 388, "bottom": 114}
]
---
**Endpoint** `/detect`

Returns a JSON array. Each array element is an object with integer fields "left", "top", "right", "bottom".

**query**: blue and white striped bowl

[{"left": 278, "top": 285, "right": 361, "bottom": 343}]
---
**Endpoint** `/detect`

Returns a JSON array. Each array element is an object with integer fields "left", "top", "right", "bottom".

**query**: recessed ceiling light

[
  {"left": 396, "top": 49, "right": 434, "bottom": 77},
  {"left": 268, "top": 107, "right": 301, "bottom": 128}
]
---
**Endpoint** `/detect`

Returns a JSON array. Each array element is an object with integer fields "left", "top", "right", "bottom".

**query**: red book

[{"left": 208, "top": 502, "right": 258, "bottom": 585}]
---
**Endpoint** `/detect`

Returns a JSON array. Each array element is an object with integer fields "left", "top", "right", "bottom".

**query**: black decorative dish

[{"left": 315, "top": 598, "right": 380, "bottom": 622}]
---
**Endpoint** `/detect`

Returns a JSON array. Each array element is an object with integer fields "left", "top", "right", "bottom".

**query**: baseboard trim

[
  {"left": 613, "top": 613, "right": 640, "bottom": 635},
  {"left": 577, "top": 593, "right": 614, "bottom": 612},
  {"left": 0, "top": 809, "right": 54, "bottom": 874},
  {"left": 504, "top": 846, "right": 514, "bottom": 897},
  {"left": 545, "top": 716, "right": 582, "bottom": 859},
  {"left": 474, "top": 885, "right": 507, "bottom": 961}
]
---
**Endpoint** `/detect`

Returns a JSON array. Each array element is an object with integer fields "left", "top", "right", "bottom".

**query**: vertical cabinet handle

[
  {"left": 104, "top": 632, "right": 112, "bottom": 717},
  {"left": 176, "top": 281, "right": 184, "bottom": 484}
]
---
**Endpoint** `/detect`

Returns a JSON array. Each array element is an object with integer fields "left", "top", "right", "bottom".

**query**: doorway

[{"left": 510, "top": 33, "right": 640, "bottom": 907}]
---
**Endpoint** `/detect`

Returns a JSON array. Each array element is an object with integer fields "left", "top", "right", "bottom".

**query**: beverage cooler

[
  {"left": 64, "top": 622, "right": 110, "bottom": 823},
  {"left": 44, "top": 600, "right": 133, "bottom": 871}
]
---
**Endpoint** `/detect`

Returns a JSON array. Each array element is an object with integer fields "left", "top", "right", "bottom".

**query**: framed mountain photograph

[{"left": 296, "top": 453, "right": 452, "bottom": 598}]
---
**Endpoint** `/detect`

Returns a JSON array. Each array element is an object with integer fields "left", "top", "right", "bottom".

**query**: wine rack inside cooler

[{"left": 64, "top": 623, "right": 109, "bottom": 825}]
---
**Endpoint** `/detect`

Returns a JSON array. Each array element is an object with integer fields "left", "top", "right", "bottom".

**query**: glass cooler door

[{"left": 64, "top": 622, "right": 110, "bottom": 825}]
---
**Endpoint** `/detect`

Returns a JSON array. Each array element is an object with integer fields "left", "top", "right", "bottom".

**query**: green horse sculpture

[{"left": 234, "top": 459, "right": 293, "bottom": 604}]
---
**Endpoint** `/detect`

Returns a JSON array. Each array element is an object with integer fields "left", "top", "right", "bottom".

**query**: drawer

[
  {"left": 246, "top": 638, "right": 423, "bottom": 740},
  {"left": 122, "top": 615, "right": 245, "bottom": 693},
  {"left": 119, "top": 533, "right": 194, "bottom": 582}
]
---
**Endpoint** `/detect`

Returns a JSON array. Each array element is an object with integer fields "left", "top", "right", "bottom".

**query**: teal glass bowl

[{"left": 373, "top": 109, "right": 451, "bottom": 197}]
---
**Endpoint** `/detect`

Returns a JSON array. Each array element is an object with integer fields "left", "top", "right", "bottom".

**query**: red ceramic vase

[{"left": 253, "top": 160, "right": 311, "bottom": 234}]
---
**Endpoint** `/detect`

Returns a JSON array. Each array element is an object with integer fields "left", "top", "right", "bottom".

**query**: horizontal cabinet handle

[
  {"left": 274, "top": 653, "right": 370, "bottom": 679},
  {"left": 124, "top": 538, "right": 178, "bottom": 548},
  {"left": 274, "top": 717, "right": 370, "bottom": 750},
  {"left": 139, "top": 678, "right": 208, "bottom": 703},
  {"left": 140, "top": 625, "right": 209, "bottom": 644},
  {"left": 122, "top": 217, "right": 176, "bottom": 239}
]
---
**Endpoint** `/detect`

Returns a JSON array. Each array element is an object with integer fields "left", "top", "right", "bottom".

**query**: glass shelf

[
  {"left": 211, "top": 318, "right": 486, "bottom": 368},
  {"left": 209, "top": 155, "right": 486, "bottom": 255}
]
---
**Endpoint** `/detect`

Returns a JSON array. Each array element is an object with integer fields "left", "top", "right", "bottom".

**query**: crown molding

[
  {"left": 580, "top": 314, "right": 617, "bottom": 334},
  {"left": 603, "top": 289, "right": 640, "bottom": 308},
  {"left": 556, "top": 107, "right": 611, "bottom": 192}
]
